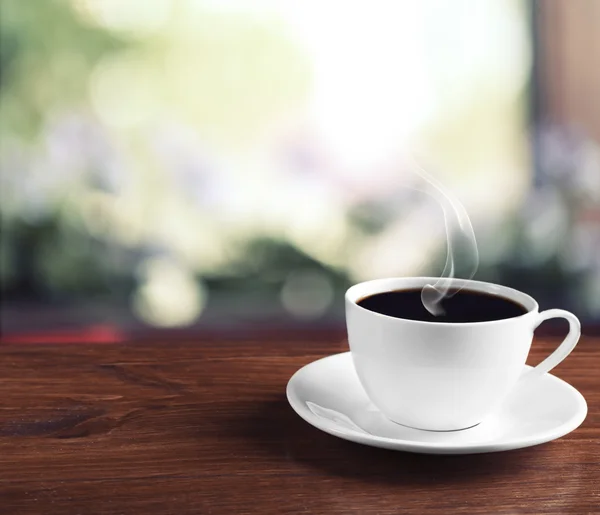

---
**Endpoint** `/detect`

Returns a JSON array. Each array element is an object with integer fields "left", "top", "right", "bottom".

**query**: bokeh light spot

[
  {"left": 90, "top": 54, "right": 161, "bottom": 128},
  {"left": 133, "top": 258, "right": 207, "bottom": 327},
  {"left": 280, "top": 269, "right": 333, "bottom": 320},
  {"left": 73, "top": 0, "right": 171, "bottom": 35}
]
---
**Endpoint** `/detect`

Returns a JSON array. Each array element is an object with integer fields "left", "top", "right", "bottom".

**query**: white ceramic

[
  {"left": 345, "top": 277, "right": 581, "bottom": 431},
  {"left": 287, "top": 352, "right": 587, "bottom": 454}
]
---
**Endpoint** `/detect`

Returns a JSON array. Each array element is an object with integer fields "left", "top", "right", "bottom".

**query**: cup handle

[{"left": 529, "top": 309, "right": 581, "bottom": 377}]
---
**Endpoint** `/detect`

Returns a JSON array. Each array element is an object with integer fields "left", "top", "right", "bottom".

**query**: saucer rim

[{"left": 286, "top": 352, "right": 588, "bottom": 454}]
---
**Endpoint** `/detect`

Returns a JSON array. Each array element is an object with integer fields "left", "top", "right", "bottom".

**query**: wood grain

[{"left": 0, "top": 335, "right": 598, "bottom": 514}]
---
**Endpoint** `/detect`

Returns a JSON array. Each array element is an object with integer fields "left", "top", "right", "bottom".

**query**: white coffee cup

[{"left": 345, "top": 277, "right": 581, "bottom": 431}]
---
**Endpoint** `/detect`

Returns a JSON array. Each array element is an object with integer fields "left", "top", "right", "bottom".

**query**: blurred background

[{"left": 1, "top": 0, "right": 599, "bottom": 341}]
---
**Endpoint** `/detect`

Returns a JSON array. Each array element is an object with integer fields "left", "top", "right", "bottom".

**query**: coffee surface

[{"left": 357, "top": 288, "right": 528, "bottom": 323}]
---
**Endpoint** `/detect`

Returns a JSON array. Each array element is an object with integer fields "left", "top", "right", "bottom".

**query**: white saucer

[{"left": 286, "top": 352, "right": 587, "bottom": 455}]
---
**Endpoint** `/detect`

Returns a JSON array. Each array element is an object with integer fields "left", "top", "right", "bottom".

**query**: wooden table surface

[{"left": 0, "top": 334, "right": 598, "bottom": 514}]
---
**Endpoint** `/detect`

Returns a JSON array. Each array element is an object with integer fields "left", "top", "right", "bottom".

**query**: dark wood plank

[{"left": 0, "top": 336, "right": 598, "bottom": 514}]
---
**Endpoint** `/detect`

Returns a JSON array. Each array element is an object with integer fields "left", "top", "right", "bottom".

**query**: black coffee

[{"left": 357, "top": 288, "right": 527, "bottom": 323}]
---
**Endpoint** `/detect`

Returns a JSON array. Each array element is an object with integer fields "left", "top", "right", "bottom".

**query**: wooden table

[{"left": 0, "top": 334, "right": 598, "bottom": 514}]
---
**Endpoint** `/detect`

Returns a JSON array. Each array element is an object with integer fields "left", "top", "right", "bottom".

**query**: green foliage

[
  {"left": 0, "top": 0, "right": 125, "bottom": 138},
  {"left": 207, "top": 237, "right": 351, "bottom": 294}
]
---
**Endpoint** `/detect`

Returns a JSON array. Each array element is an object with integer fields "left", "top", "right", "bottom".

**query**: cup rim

[{"left": 346, "top": 277, "right": 539, "bottom": 327}]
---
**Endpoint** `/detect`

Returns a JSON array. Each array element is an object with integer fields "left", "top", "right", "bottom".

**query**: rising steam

[{"left": 407, "top": 160, "right": 479, "bottom": 316}]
